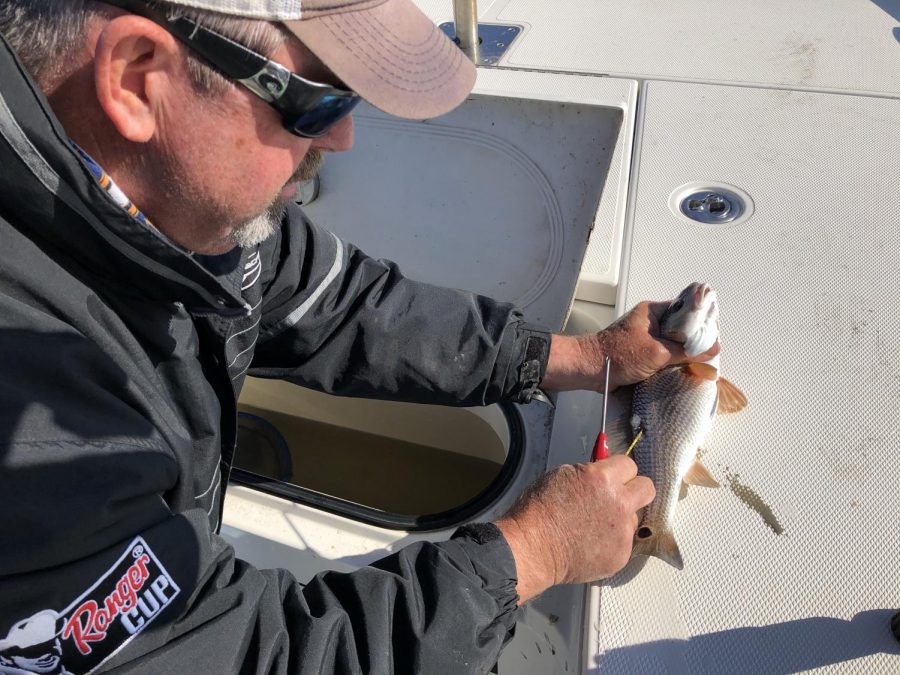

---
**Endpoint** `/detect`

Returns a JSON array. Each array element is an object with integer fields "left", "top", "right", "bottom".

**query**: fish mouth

[{"left": 691, "top": 283, "right": 713, "bottom": 309}]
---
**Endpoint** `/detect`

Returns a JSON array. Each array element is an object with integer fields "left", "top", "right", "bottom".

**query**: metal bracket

[{"left": 439, "top": 22, "right": 522, "bottom": 66}]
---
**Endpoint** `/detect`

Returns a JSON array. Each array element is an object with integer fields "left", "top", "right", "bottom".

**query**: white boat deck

[
  {"left": 594, "top": 80, "right": 900, "bottom": 674},
  {"left": 224, "top": 2, "right": 900, "bottom": 672},
  {"left": 418, "top": 0, "right": 900, "bottom": 97}
]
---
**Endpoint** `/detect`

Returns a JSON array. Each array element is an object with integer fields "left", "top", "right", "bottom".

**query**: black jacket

[{"left": 0, "top": 35, "right": 550, "bottom": 674}]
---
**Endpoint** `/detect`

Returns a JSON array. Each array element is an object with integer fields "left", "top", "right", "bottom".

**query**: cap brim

[{"left": 284, "top": 0, "right": 475, "bottom": 120}]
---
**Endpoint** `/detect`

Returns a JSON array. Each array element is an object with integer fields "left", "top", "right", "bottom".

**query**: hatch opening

[{"left": 231, "top": 377, "right": 524, "bottom": 531}]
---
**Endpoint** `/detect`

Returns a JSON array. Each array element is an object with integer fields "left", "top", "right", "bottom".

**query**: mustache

[{"left": 290, "top": 149, "right": 325, "bottom": 184}]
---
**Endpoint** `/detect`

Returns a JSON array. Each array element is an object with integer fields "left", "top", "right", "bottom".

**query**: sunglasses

[{"left": 97, "top": 0, "right": 360, "bottom": 137}]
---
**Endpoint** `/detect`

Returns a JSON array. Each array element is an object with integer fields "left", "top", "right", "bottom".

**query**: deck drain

[
  {"left": 681, "top": 191, "right": 740, "bottom": 223},
  {"left": 669, "top": 182, "right": 754, "bottom": 226}
]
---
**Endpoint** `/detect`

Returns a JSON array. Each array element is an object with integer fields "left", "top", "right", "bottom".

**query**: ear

[{"left": 93, "top": 16, "right": 182, "bottom": 143}]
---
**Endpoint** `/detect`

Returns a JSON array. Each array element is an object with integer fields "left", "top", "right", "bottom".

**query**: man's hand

[
  {"left": 495, "top": 456, "right": 655, "bottom": 603},
  {"left": 541, "top": 300, "right": 720, "bottom": 392}
]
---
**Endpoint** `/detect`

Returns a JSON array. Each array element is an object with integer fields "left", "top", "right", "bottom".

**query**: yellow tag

[{"left": 625, "top": 429, "right": 644, "bottom": 457}]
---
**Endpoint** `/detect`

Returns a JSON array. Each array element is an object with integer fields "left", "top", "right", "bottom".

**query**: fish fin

[
  {"left": 679, "top": 483, "right": 689, "bottom": 501},
  {"left": 605, "top": 415, "right": 633, "bottom": 455},
  {"left": 716, "top": 377, "right": 748, "bottom": 414},
  {"left": 683, "top": 362, "right": 718, "bottom": 381},
  {"left": 633, "top": 528, "right": 684, "bottom": 570},
  {"left": 683, "top": 460, "right": 720, "bottom": 488}
]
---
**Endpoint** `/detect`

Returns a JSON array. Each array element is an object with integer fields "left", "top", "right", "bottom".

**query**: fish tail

[{"left": 633, "top": 528, "right": 684, "bottom": 570}]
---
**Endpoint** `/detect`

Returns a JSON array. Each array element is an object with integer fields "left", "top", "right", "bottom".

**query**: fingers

[
  {"left": 626, "top": 475, "right": 656, "bottom": 509},
  {"left": 597, "top": 453, "right": 638, "bottom": 481},
  {"left": 658, "top": 336, "right": 687, "bottom": 362},
  {"left": 588, "top": 455, "right": 655, "bottom": 508},
  {"left": 587, "top": 456, "right": 656, "bottom": 508}
]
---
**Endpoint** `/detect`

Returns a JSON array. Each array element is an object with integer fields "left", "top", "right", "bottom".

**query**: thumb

[{"left": 658, "top": 336, "right": 687, "bottom": 363}]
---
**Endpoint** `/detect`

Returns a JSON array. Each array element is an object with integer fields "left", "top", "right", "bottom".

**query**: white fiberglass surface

[
  {"left": 587, "top": 81, "right": 900, "bottom": 674},
  {"left": 303, "top": 88, "right": 625, "bottom": 331},
  {"left": 481, "top": 0, "right": 900, "bottom": 96}
]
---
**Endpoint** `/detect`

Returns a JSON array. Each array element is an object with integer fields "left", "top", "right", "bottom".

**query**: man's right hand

[{"left": 495, "top": 456, "right": 655, "bottom": 603}]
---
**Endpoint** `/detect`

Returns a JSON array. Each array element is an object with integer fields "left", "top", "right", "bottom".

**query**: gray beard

[
  {"left": 229, "top": 149, "right": 325, "bottom": 249},
  {"left": 229, "top": 201, "right": 285, "bottom": 249}
]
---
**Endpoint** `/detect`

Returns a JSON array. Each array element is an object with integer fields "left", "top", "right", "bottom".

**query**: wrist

[
  {"left": 494, "top": 516, "right": 558, "bottom": 603},
  {"left": 576, "top": 332, "right": 606, "bottom": 391},
  {"left": 541, "top": 333, "right": 606, "bottom": 392}
]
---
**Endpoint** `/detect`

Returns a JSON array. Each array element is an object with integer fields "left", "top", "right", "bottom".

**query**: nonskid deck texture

[{"left": 591, "top": 81, "right": 900, "bottom": 674}]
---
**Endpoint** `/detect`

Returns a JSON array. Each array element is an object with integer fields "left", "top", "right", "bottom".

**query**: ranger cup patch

[{"left": 0, "top": 537, "right": 180, "bottom": 675}]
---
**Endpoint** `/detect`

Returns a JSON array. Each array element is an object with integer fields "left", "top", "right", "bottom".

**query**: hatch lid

[{"left": 301, "top": 72, "right": 636, "bottom": 330}]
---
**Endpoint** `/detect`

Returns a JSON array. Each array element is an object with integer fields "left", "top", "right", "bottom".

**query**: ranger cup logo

[{"left": 0, "top": 538, "right": 180, "bottom": 675}]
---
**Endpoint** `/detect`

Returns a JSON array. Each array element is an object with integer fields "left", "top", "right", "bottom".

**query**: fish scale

[{"left": 632, "top": 365, "right": 718, "bottom": 547}]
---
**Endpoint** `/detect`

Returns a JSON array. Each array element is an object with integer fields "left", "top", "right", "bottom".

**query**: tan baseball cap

[{"left": 162, "top": 0, "right": 476, "bottom": 120}]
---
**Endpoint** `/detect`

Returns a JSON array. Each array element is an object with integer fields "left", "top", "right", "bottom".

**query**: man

[{"left": 0, "top": 1, "right": 717, "bottom": 673}]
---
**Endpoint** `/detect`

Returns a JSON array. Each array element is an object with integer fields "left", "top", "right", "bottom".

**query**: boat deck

[{"left": 224, "top": 2, "right": 900, "bottom": 672}]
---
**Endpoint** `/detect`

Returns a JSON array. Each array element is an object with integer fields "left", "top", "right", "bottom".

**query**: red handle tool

[{"left": 591, "top": 356, "right": 611, "bottom": 461}]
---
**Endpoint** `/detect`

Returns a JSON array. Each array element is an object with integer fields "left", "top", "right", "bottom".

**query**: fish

[{"left": 619, "top": 282, "right": 747, "bottom": 569}]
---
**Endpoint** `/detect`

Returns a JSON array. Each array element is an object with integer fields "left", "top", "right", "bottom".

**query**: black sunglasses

[{"left": 97, "top": 0, "right": 360, "bottom": 137}]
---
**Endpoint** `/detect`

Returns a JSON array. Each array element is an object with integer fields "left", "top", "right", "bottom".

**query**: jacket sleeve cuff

[
  {"left": 494, "top": 323, "right": 552, "bottom": 403},
  {"left": 451, "top": 523, "right": 520, "bottom": 634}
]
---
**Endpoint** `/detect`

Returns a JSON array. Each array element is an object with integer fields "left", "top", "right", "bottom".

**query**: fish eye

[{"left": 637, "top": 527, "right": 653, "bottom": 539}]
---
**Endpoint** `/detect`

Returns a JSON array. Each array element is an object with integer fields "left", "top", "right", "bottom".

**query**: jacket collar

[{"left": 0, "top": 34, "right": 251, "bottom": 316}]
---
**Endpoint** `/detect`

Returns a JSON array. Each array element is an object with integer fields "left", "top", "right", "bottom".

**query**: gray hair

[{"left": 0, "top": 0, "right": 287, "bottom": 93}]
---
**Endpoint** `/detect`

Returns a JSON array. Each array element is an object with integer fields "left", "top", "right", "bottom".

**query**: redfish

[{"left": 627, "top": 282, "right": 747, "bottom": 569}]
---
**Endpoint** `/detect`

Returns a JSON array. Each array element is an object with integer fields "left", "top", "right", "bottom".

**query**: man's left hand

[{"left": 540, "top": 300, "right": 720, "bottom": 392}]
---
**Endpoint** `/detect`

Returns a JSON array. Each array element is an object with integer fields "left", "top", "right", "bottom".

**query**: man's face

[{"left": 143, "top": 34, "right": 354, "bottom": 254}]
